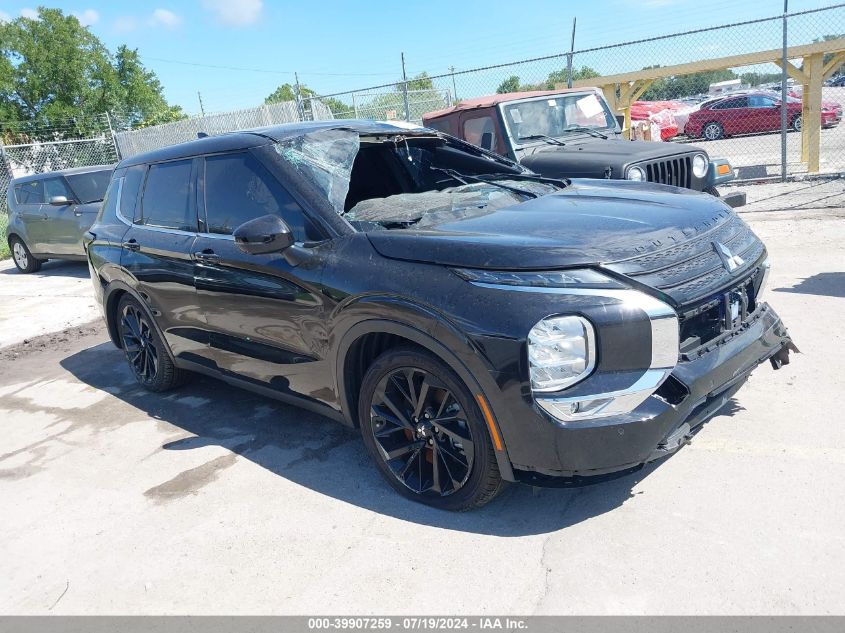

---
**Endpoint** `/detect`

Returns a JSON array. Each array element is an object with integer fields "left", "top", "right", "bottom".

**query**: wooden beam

[
  {"left": 630, "top": 79, "right": 655, "bottom": 103},
  {"left": 822, "top": 52, "right": 845, "bottom": 80},
  {"left": 773, "top": 59, "right": 808, "bottom": 84},
  {"left": 566, "top": 38, "right": 845, "bottom": 88}
]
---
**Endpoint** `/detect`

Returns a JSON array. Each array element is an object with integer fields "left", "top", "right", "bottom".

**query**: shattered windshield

[
  {"left": 273, "top": 128, "right": 360, "bottom": 215},
  {"left": 272, "top": 127, "right": 561, "bottom": 231},
  {"left": 503, "top": 93, "right": 617, "bottom": 144}
]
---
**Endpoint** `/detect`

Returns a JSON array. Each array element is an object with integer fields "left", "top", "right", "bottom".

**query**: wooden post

[{"left": 804, "top": 53, "right": 824, "bottom": 172}]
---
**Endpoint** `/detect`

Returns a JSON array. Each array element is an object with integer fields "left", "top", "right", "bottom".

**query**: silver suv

[{"left": 5, "top": 165, "right": 113, "bottom": 273}]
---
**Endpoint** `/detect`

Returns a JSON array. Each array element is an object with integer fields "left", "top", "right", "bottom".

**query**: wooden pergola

[{"left": 560, "top": 38, "right": 845, "bottom": 172}]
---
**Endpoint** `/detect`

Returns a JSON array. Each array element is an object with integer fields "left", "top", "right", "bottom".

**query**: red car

[{"left": 685, "top": 92, "right": 841, "bottom": 140}]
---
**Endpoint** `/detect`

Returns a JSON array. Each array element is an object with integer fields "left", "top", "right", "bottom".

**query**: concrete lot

[{"left": 0, "top": 206, "right": 844, "bottom": 615}]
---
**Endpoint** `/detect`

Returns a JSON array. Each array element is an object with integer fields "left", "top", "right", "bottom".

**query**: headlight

[
  {"left": 626, "top": 166, "right": 645, "bottom": 181},
  {"left": 528, "top": 316, "right": 596, "bottom": 392},
  {"left": 692, "top": 153, "right": 708, "bottom": 178},
  {"left": 453, "top": 268, "right": 625, "bottom": 289}
]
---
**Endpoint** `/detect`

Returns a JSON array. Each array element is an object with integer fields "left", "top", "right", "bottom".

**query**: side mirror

[
  {"left": 49, "top": 195, "right": 71, "bottom": 206},
  {"left": 233, "top": 214, "right": 294, "bottom": 256}
]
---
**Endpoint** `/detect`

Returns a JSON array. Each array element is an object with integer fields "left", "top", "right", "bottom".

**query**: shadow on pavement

[
  {"left": 0, "top": 259, "right": 89, "bottom": 279},
  {"left": 61, "top": 341, "right": 684, "bottom": 536},
  {"left": 774, "top": 272, "right": 845, "bottom": 299}
]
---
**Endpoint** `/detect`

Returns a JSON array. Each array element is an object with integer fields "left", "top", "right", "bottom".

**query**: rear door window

[
  {"left": 15, "top": 180, "right": 44, "bottom": 204},
  {"left": 140, "top": 160, "right": 197, "bottom": 231},
  {"left": 202, "top": 151, "right": 321, "bottom": 241}
]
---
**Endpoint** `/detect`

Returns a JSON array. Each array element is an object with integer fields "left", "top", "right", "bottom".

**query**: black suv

[{"left": 86, "top": 121, "right": 794, "bottom": 510}]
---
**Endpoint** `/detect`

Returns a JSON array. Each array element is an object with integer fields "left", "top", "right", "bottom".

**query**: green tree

[
  {"left": 113, "top": 46, "right": 183, "bottom": 127},
  {"left": 265, "top": 83, "right": 352, "bottom": 119},
  {"left": 496, "top": 75, "right": 522, "bottom": 94},
  {"left": 0, "top": 8, "right": 182, "bottom": 131},
  {"left": 640, "top": 67, "right": 737, "bottom": 100}
]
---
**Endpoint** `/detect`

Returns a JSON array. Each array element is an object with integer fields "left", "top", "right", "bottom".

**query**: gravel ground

[{"left": 0, "top": 206, "right": 843, "bottom": 615}]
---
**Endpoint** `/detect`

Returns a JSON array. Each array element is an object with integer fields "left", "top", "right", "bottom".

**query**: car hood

[
  {"left": 365, "top": 179, "right": 735, "bottom": 270},
  {"left": 521, "top": 136, "right": 703, "bottom": 163}
]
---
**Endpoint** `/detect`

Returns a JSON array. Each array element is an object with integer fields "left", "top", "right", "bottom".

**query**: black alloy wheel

[
  {"left": 116, "top": 295, "right": 185, "bottom": 392},
  {"left": 359, "top": 347, "right": 503, "bottom": 510}
]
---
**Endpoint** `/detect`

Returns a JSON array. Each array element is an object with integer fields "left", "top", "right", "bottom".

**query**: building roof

[{"left": 423, "top": 87, "right": 599, "bottom": 120}]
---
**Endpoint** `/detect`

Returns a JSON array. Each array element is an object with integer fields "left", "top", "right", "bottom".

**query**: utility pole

[
  {"left": 449, "top": 65, "right": 458, "bottom": 103},
  {"left": 566, "top": 17, "right": 577, "bottom": 88},
  {"left": 401, "top": 52, "right": 411, "bottom": 122},
  {"left": 197, "top": 92, "right": 206, "bottom": 117},
  {"left": 780, "top": 0, "right": 788, "bottom": 181}
]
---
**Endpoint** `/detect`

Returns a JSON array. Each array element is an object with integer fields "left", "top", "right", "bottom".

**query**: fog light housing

[{"left": 528, "top": 316, "right": 596, "bottom": 392}]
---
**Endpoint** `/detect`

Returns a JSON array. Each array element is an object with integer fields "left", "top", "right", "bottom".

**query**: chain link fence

[{"left": 306, "top": 4, "right": 845, "bottom": 211}]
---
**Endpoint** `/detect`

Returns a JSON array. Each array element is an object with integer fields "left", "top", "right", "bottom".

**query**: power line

[{"left": 140, "top": 56, "right": 399, "bottom": 78}]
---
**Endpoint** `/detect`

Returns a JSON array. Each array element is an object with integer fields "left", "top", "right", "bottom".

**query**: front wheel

[
  {"left": 358, "top": 347, "right": 504, "bottom": 511},
  {"left": 9, "top": 236, "right": 42, "bottom": 273},
  {"left": 703, "top": 122, "right": 724, "bottom": 140},
  {"left": 792, "top": 115, "right": 802, "bottom": 132},
  {"left": 117, "top": 294, "right": 185, "bottom": 392}
]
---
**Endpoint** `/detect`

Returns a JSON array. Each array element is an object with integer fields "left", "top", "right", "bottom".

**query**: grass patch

[{"left": 0, "top": 214, "right": 8, "bottom": 260}]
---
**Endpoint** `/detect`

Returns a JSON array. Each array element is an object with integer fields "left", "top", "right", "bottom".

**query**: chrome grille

[
  {"left": 605, "top": 215, "right": 767, "bottom": 304},
  {"left": 643, "top": 155, "right": 692, "bottom": 188}
]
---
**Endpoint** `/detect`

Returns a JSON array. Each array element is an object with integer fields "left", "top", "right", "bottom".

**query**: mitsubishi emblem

[{"left": 713, "top": 241, "right": 744, "bottom": 272}]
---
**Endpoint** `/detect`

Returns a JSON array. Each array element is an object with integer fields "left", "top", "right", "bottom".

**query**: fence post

[
  {"left": 352, "top": 93, "right": 359, "bottom": 118},
  {"left": 294, "top": 72, "right": 306, "bottom": 122},
  {"left": 566, "top": 17, "right": 577, "bottom": 88},
  {"left": 780, "top": 0, "right": 788, "bottom": 181},
  {"left": 401, "top": 52, "right": 411, "bottom": 122},
  {"left": 104, "top": 111, "right": 121, "bottom": 161}
]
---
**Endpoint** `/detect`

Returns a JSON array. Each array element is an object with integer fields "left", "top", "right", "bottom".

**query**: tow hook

[{"left": 770, "top": 341, "right": 799, "bottom": 370}]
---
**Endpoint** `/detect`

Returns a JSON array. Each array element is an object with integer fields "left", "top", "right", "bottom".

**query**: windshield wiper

[
  {"left": 430, "top": 167, "right": 539, "bottom": 199},
  {"left": 517, "top": 134, "right": 566, "bottom": 146},
  {"left": 477, "top": 173, "right": 569, "bottom": 189},
  {"left": 561, "top": 126, "right": 608, "bottom": 139}
]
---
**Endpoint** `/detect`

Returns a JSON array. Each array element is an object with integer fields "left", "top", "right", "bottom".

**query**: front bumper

[{"left": 506, "top": 303, "right": 792, "bottom": 483}]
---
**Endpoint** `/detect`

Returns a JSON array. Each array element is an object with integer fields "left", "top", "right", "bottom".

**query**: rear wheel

[
  {"left": 792, "top": 115, "right": 802, "bottom": 132},
  {"left": 358, "top": 347, "right": 504, "bottom": 511},
  {"left": 117, "top": 294, "right": 185, "bottom": 392},
  {"left": 9, "top": 236, "right": 42, "bottom": 273},
  {"left": 703, "top": 122, "right": 724, "bottom": 140}
]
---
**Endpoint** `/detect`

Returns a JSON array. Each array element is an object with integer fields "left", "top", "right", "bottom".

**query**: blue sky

[{"left": 0, "top": 0, "right": 839, "bottom": 114}]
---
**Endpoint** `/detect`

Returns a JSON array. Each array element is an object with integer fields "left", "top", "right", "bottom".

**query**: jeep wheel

[
  {"left": 117, "top": 294, "right": 185, "bottom": 392},
  {"left": 9, "top": 237, "right": 42, "bottom": 274},
  {"left": 703, "top": 122, "right": 724, "bottom": 140},
  {"left": 358, "top": 347, "right": 504, "bottom": 510}
]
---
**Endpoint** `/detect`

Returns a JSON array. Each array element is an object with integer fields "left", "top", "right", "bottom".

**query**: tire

[
  {"left": 116, "top": 294, "right": 186, "bottom": 392},
  {"left": 702, "top": 122, "right": 724, "bottom": 141},
  {"left": 9, "top": 236, "right": 42, "bottom": 273},
  {"left": 358, "top": 347, "right": 504, "bottom": 511},
  {"left": 704, "top": 187, "right": 720, "bottom": 197},
  {"left": 792, "top": 115, "right": 802, "bottom": 132}
]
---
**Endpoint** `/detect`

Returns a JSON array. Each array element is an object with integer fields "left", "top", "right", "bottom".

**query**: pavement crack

[{"left": 48, "top": 580, "right": 69, "bottom": 611}]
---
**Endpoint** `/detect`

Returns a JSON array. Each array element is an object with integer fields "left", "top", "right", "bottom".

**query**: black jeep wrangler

[{"left": 423, "top": 88, "right": 745, "bottom": 208}]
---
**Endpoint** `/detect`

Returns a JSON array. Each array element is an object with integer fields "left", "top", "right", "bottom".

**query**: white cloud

[
  {"left": 73, "top": 9, "right": 99, "bottom": 26},
  {"left": 202, "top": 0, "right": 263, "bottom": 26},
  {"left": 20, "top": 8, "right": 39, "bottom": 20},
  {"left": 150, "top": 8, "right": 182, "bottom": 28},
  {"left": 0, "top": 10, "right": 11, "bottom": 22},
  {"left": 113, "top": 16, "right": 139, "bottom": 33}
]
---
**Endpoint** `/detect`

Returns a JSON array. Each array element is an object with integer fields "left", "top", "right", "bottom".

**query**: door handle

[
  {"left": 193, "top": 249, "right": 220, "bottom": 264},
  {"left": 122, "top": 239, "right": 140, "bottom": 252},
  {"left": 74, "top": 210, "right": 83, "bottom": 217}
]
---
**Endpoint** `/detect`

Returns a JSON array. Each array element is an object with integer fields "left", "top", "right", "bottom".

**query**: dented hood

[{"left": 365, "top": 179, "right": 736, "bottom": 270}]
